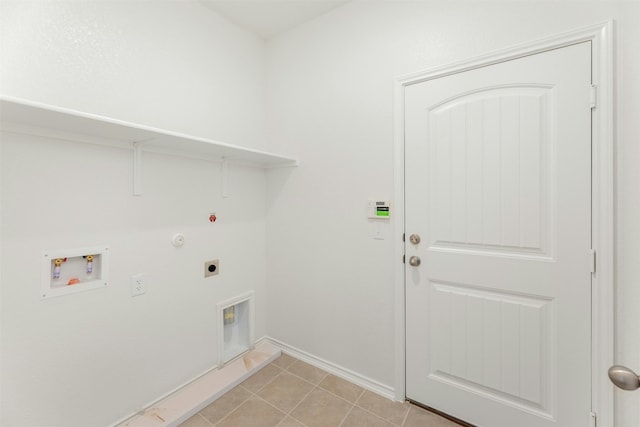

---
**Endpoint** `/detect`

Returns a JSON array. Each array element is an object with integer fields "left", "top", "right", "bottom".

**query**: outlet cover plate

[{"left": 131, "top": 274, "right": 145, "bottom": 296}]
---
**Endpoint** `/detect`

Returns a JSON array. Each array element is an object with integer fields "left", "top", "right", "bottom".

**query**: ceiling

[{"left": 199, "top": 0, "right": 350, "bottom": 39}]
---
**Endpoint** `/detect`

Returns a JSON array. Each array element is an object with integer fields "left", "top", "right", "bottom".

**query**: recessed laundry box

[
  {"left": 216, "top": 291, "right": 254, "bottom": 367},
  {"left": 41, "top": 246, "right": 109, "bottom": 299}
]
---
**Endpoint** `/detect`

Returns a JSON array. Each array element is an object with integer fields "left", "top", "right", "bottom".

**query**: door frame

[{"left": 393, "top": 21, "right": 615, "bottom": 426}]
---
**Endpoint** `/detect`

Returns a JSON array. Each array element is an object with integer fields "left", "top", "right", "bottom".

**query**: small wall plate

[{"left": 204, "top": 259, "right": 219, "bottom": 277}]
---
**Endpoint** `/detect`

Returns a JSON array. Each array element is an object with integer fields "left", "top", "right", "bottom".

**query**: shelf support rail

[
  {"left": 132, "top": 140, "right": 151, "bottom": 196},
  {"left": 222, "top": 157, "right": 229, "bottom": 198}
]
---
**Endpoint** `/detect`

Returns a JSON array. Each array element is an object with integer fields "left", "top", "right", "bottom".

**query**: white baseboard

[{"left": 263, "top": 336, "right": 397, "bottom": 401}]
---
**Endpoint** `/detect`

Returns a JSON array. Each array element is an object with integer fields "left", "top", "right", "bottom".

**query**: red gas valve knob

[{"left": 209, "top": 214, "right": 217, "bottom": 223}]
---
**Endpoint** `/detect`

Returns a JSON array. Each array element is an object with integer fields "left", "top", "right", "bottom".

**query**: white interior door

[{"left": 405, "top": 42, "right": 593, "bottom": 427}]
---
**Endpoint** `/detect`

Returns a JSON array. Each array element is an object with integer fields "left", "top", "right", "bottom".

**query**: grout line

[
  {"left": 284, "top": 383, "right": 320, "bottom": 425},
  {"left": 246, "top": 366, "right": 284, "bottom": 395},
  {"left": 270, "top": 358, "right": 365, "bottom": 426},
  {"left": 337, "top": 403, "right": 356, "bottom": 427},
  {"left": 351, "top": 390, "right": 409, "bottom": 426},
  {"left": 400, "top": 403, "right": 411, "bottom": 426},
  {"left": 209, "top": 386, "right": 256, "bottom": 426},
  {"left": 282, "top": 363, "right": 328, "bottom": 389},
  {"left": 196, "top": 413, "right": 215, "bottom": 427},
  {"left": 274, "top": 353, "right": 298, "bottom": 370},
  {"left": 285, "top": 413, "right": 310, "bottom": 427},
  {"left": 317, "top": 382, "right": 366, "bottom": 408},
  {"left": 281, "top": 370, "right": 321, "bottom": 389},
  {"left": 253, "top": 357, "right": 320, "bottom": 424},
  {"left": 191, "top": 357, "right": 286, "bottom": 426},
  {"left": 195, "top": 355, "right": 407, "bottom": 427},
  {"left": 288, "top": 382, "right": 319, "bottom": 414},
  {"left": 353, "top": 388, "right": 366, "bottom": 404},
  {"left": 352, "top": 403, "right": 403, "bottom": 426},
  {"left": 275, "top": 415, "right": 308, "bottom": 427},
  {"left": 238, "top": 358, "right": 318, "bottom": 426},
  {"left": 248, "top": 394, "right": 290, "bottom": 425},
  {"left": 209, "top": 403, "right": 247, "bottom": 426}
]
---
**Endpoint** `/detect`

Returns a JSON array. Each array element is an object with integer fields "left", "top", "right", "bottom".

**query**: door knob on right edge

[
  {"left": 608, "top": 365, "right": 640, "bottom": 391},
  {"left": 408, "top": 256, "right": 421, "bottom": 267}
]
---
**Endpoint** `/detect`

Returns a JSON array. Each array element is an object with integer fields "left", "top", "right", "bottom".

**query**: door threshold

[{"left": 406, "top": 399, "right": 477, "bottom": 427}]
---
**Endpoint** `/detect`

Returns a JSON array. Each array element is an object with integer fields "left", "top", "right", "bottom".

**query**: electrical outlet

[
  {"left": 131, "top": 274, "right": 145, "bottom": 296},
  {"left": 204, "top": 259, "right": 219, "bottom": 278}
]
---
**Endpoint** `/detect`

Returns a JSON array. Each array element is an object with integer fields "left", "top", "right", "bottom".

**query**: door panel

[
  {"left": 429, "top": 86, "right": 552, "bottom": 256},
  {"left": 405, "top": 42, "right": 592, "bottom": 427}
]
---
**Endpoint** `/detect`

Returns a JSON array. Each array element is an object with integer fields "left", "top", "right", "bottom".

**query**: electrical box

[
  {"left": 367, "top": 200, "right": 391, "bottom": 219},
  {"left": 41, "top": 246, "right": 109, "bottom": 299},
  {"left": 217, "top": 291, "right": 254, "bottom": 367}
]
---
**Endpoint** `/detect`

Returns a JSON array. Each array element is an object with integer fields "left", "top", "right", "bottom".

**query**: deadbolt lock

[{"left": 409, "top": 234, "right": 421, "bottom": 244}]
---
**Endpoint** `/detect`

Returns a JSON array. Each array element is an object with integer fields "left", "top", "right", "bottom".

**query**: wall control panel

[{"left": 367, "top": 200, "right": 391, "bottom": 219}]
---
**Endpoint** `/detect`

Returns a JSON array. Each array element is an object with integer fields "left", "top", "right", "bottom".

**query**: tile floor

[{"left": 180, "top": 353, "right": 461, "bottom": 427}]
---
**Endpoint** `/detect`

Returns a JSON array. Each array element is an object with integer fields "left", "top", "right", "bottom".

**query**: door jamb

[{"left": 393, "top": 21, "right": 615, "bottom": 426}]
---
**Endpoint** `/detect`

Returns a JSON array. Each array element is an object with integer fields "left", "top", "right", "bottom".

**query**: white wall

[
  {"left": 0, "top": 0, "right": 267, "bottom": 150},
  {"left": 0, "top": 1, "right": 270, "bottom": 426},
  {"left": 265, "top": 1, "right": 640, "bottom": 425},
  {"left": 2, "top": 1, "right": 639, "bottom": 426}
]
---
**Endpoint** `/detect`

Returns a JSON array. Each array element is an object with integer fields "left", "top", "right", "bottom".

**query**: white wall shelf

[{"left": 0, "top": 96, "right": 298, "bottom": 196}]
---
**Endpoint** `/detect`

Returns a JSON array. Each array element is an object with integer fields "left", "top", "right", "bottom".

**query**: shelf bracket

[
  {"left": 222, "top": 157, "right": 229, "bottom": 198},
  {"left": 133, "top": 140, "right": 151, "bottom": 196}
]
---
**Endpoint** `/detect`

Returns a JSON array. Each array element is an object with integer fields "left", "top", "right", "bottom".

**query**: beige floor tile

[
  {"left": 403, "top": 405, "right": 462, "bottom": 427},
  {"left": 179, "top": 413, "right": 213, "bottom": 427},
  {"left": 271, "top": 353, "right": 297, "bottom": 370},
  {"left": 319, "top": 374, "right": 364, "bottom": 403},
  {"left": 241, "top": 363, "right": 283, "bottom": 393},
  {"left": 217, "top": 396, "right": 286, "bottom": 427},
  {"left": 187, "top": 355, "right": 468, "bottom": 427},
  {"left": 355, "top": 391, "right": 409, "bottom": 425},
  {"left": 286, "top": 360, "right": 328, "bottom": 385},
  {"left": 290, "top": 388, "right": 352, "bottom": 427},
  {"left": 257, "top": 372, "right": 315, "bottom": 412},
  {"left": 199, "top": 385, "right": 252, "bottom": 424},
  {"left": 340, "top": 406, "right": 394, "bottom": 427},
  {"left": 277, "top": 416, "right": 306, "bottom": 427}
]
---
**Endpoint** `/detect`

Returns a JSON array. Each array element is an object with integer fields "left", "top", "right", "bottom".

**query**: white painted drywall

[
  {"left": 265, "top": 1, "right": 640, "bottom": 425},
  {"left": 2, "top": 1, "right": 639, "bottom": 426},
  {"left": 0, "top": 0, "right": 267, "bottom": 150},
  {"left": 0, "top": 1, "right": 270, "bottom": 426}
]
